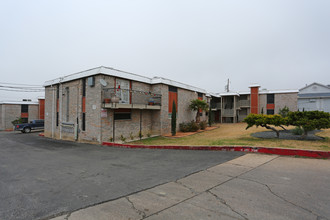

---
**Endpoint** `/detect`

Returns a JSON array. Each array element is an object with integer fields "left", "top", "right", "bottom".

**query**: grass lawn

[{"left": 132, "top": 123, "right": 330, "bottom": 151}]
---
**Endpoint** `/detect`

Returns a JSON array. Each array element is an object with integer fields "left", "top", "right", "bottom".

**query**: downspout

[
  {"left": 51, "top": 85, "right": 55, "bottom": 138},
  {"left": 59, "top": 81, "right": 63, "bottom": 140},
  {"left": 75, "top": 87, "right": 79, "bottom": 141},
  {"left": 99, "top": 85, "right": 102, "bottom": 144}
]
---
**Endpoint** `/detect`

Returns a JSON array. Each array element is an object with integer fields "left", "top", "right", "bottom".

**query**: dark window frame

[
  {"left": 267, "top": 94, "right": 275, "bottom": 104},
  {"left": 21, "top": 104, "right": 28, "bottom": 113},
  {"left": 267, "top": 109, "right": 274, "bottom": 115}
]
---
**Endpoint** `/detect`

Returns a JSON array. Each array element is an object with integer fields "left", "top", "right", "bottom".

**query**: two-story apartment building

[
  {"left": 43, "top": 66, "right": 208, "bottom": 143},
  {"left": 0, "top": 99, "right": 45, "bottom": 131},
  {"left": 210, "top": 85, "right": 298, "bottom": 123}
]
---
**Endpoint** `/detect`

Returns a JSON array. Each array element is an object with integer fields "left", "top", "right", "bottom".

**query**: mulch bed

[
  {"left": 163, "top": 126, "right": 218, "bottom": 138},
  {"left": 251, "top": 129, "right": 324, "bottom": 141}
]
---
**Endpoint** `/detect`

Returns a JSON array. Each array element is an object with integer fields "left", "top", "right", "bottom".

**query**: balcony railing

[
  {"left": 103, "top": 88, "right": 162, "bottom": 110},
  {"left": 239, "top": 100, "right": 250, "bottom": 107},
  {"left": 222, "top": 109, "right": 234, "bottom": 117}
]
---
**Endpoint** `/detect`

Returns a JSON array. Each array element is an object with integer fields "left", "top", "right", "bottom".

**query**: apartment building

[
  {"left": 210, "top": 85, "right": 298, "bottom": 123},
  {"left": 0, "top": 99, "right": 45, "bottom": 131},
  {"left": 43, "top": 66, "right": 208, "bottom": 143}
]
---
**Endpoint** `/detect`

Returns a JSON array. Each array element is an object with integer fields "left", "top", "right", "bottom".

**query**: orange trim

[
  {"left": 21, "top": 113, "right": 28, "bottom": 118},
  {"left": 39, "top": 99, "right": 45, "bottom": 119},
  {"left": 82, "top": 97, "right": 86, "bottom": 113},
  {"left": 168, "top": 91, "right": 178, "bottom": 113},
  {"left": 267, "top": 104, "right": 275, "bottom": 109},
  {"left": 250, "top": 87, "right": 259, "bottom": 114}
]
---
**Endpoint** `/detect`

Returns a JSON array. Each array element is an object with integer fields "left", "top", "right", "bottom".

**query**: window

[
  {"left": 21, "top": 104, "right": 28, "bottom": 113},
  {"left": 116, "top": 78, "right": 130, "bottom": 104},
  {"left": 65, "top": 87, "right": 70, "bottom": 122},
  {"left": 114, "top": 109, "right": 131, "bottom": 120},
  {"left": 21, "top": 118, "right": 28, "bottom": 123},
  {"left": 82, "top": 113, "right": 86, "bottom": 131},
  {"left": 267, "top": 109, "right": 274, "bottom": 115},
  {"left": 267, "top": 94, "right": 274, "bottom": 104}
]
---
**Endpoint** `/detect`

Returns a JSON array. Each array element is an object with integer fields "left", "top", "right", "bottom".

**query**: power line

[{"left": 0, "top": 82, "right": 43, "bottom": 86}]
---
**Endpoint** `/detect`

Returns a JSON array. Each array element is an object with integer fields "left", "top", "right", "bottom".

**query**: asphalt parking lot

[{"left": 0, "top": 132, "right": 244, "bottom": 220}]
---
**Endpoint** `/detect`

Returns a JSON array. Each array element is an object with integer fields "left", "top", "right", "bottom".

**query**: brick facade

[
  {"left": 44, "top": 74, "right": 206, "bottom": 143},
  {"left": 0, "top": 103, "right": 39, "bottom": 131}
]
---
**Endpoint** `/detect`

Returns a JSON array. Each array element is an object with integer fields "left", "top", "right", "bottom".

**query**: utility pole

[{"left": 225, "top": 79, "right": 230, "bottom": 92}]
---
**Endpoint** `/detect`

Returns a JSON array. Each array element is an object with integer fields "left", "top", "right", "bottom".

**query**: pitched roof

[{"left": 44, "top": 66, "right": 207, "bottom": 93}]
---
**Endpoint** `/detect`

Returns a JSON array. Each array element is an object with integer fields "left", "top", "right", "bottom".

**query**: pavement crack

[
  {"left": 186, "top": 201, "right": 244, "bottom": 220},
  {"left": 64, "top": 212, "right": 71, "bottom": 220},
  {"left": 175, "top": 180, "right": 197, "bottom": 194},
  {"left": 238, "top": 177, "right": 328, "bottom": 220},
  {"left": 126, "top": 196, "right": 146, "bottom": 219},
  {"left": 207, "top": 191, "right": 248, "bottom": 220}
]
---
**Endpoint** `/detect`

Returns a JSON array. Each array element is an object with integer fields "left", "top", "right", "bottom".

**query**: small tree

[
  {"left": 171, "top": 101, "right": 177, "bottom": 136},
  {"left": 278, "top": 106, "right": 290, "bottom": 130},
  {"left": 11, "top": 117, "right": 23, "bottom": 126},
  {"left": 189, "top": 99, "right": 209, "bottom": 123},
  {"left": 287, "top": 111, "right": 330, "bottom": 138},
  {"left": 243, "top": 114, "right": 288, "bottom": 138},
  {"left": 278, "top": 106, "right": 290, "bottom": 117}
]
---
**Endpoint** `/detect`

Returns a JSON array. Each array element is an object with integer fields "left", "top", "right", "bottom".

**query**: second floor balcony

[{"left": 102, "top": 88, "right": 162, "bottom": 110}]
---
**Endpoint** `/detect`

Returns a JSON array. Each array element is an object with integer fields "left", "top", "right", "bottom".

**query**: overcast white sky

[{"left": 1, "top": 0, "right": 329, "bottom": 101}]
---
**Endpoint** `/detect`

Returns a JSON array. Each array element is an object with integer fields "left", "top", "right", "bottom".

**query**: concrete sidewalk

[{"left": 51, "top": 154, "right": 330, "bottom": 220}]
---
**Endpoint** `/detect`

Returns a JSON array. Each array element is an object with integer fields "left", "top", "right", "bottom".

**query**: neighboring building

[
  {"left": 0, "top": 99, "right": 45, "bottom": 131},
  {"left": 298, "top": 83, "right": 330, "bottom": 112},
  {"left": 43, "top": 66, "right": 208, "bottom": 143},
  {"left": 210, "top": 85, "right": 298, "bottom": 123}
]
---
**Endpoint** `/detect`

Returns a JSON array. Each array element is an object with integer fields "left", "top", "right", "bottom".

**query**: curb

[{"left": 102, "top": 142, "right": 330, "bottom": 159}]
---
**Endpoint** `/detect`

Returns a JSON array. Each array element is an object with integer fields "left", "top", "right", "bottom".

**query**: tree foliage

[
  {"left": 189, "top": 99, "right": 209, "bottom": 123},
  {"left": 171, "top": 101, "right": 177, "bottom": 136},
  {"left": 244, "top": 110, "right": 330, "bottom": 139},
  {"left": 287, "top": 111, "right": 330, "bottom": 137},
  {"left": 278, "top": 106, "right": 290, "bottom": 117},
  {"left": 243, "top": 114, "right": 288, "bottom": 138}
]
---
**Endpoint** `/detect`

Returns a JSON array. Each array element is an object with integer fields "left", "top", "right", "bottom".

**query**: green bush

[
  {"left": 199, "top": 121, "right": 207, "bottom": 130},
  {"left": 179, "top": 121, "right": 200, "bottom": 132},
  {"left": 291, "top": 126, "right": 304, "bottom": 135}
]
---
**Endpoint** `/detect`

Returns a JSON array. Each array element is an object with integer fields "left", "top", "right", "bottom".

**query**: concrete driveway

[
  {"left": 0, "top": 132, "right": 244, "bottom": 220},
  {"left": 53, "top": 154, "right": 330, "bottom": 220}
]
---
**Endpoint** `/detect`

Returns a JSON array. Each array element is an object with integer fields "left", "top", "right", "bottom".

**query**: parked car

[{"left": 14, "top": 120, "right": 44, "bottom": 133}]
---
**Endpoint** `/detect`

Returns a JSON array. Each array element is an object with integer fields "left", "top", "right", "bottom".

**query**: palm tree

[{"left": 189, "top": 99, "right": 209, "bottom": 123}]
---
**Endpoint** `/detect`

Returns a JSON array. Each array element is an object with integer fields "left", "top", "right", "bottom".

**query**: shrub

[
  {"left": 129, "top": 132, "right": 134, "bottom": 140},
  {"left": 11, "top": 117, "right": 23, "bottom": 126},
  {"left": 120, "top": 135, "right": 126, "bottom": 142},
  {"left": 291, "top": 126, "right": 304, "bottom": 135},
  {"left": 288, "top": 111, "right": 330, "bottom": 138},
  {"left": 179, "top": 121, "right": 200, "bottom": 132},
  {"left": 199, "top": 121, "right": 207, "bottom": 130},
  {"left": 171, "top": 101, "right": 177, "bottom": 136}
]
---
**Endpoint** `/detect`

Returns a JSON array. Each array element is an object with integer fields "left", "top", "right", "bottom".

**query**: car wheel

[{"left": 24, "top": 127, "right": 31, "bottom": 133}]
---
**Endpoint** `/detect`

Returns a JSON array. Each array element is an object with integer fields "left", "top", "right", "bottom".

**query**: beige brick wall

[
  {"left": 44, "top": 74, "right": 207, "bottom": 143},
  {"left": 28, "top": 105, "right": 39, "bottom": 121},
  {"left": 259, "top": 94, "right": 267, "bottom": 114},
  {"left": 0, "top": 104, "right": 39, "bottom": 130},
  {"left": 275, "top": 93, "right": 298, "bottom": 113},
  {"left": 259, "top": 93, "right": 298, "bottom": 114}
]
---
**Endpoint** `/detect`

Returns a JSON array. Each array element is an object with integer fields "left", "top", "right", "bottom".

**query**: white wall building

[{"left": 298, "top": 83, "right": 330, "bottom": 113}]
